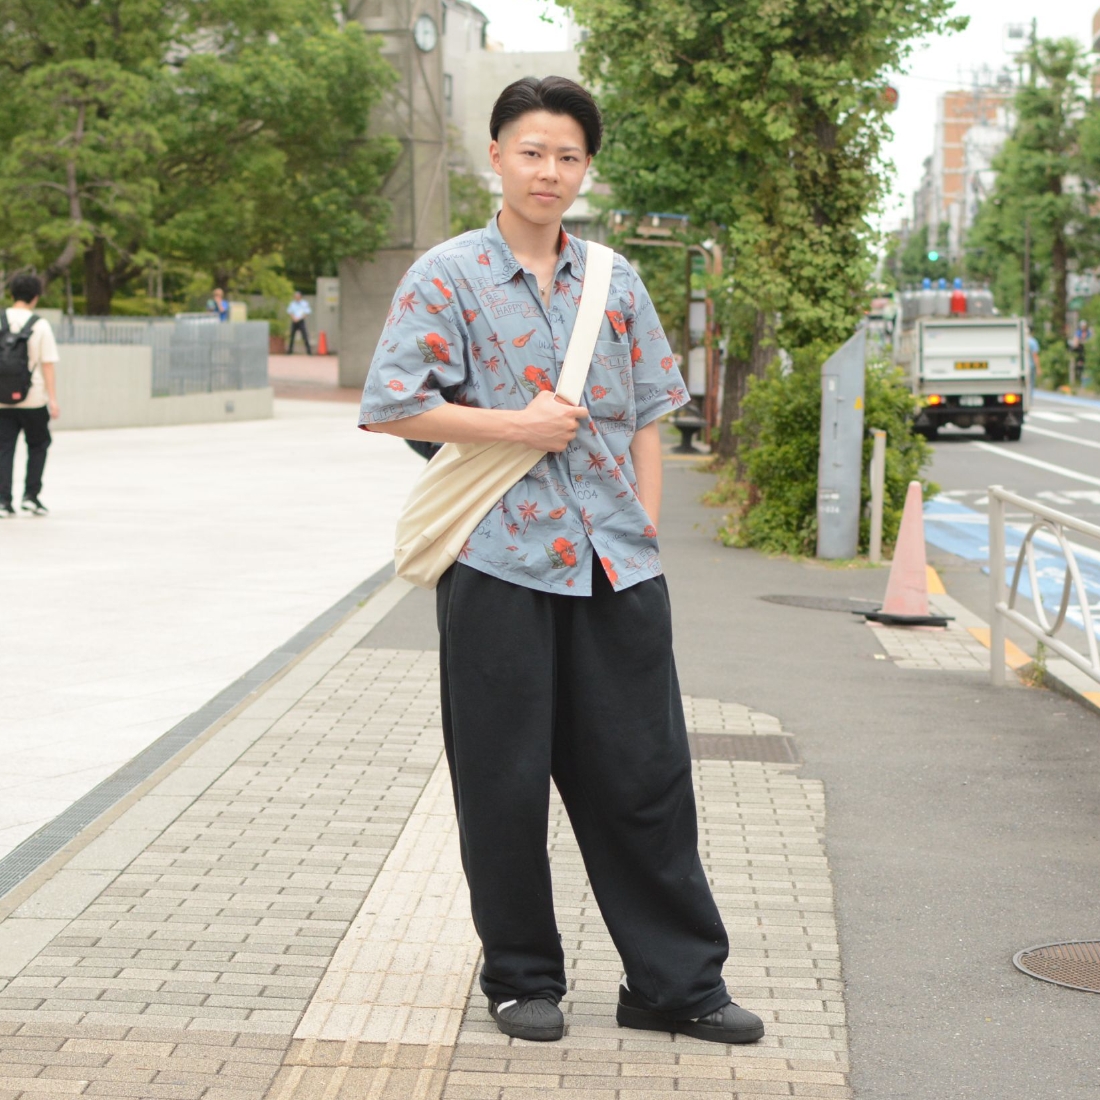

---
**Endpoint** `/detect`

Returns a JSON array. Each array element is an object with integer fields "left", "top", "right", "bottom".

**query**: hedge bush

[{"left": 712, "top": 340, "right": 938, "bottom": 556}]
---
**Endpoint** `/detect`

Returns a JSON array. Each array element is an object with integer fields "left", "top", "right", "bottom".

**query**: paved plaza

[{"left": 2, "top": 378, "right": 1098, "bottom": 1098}]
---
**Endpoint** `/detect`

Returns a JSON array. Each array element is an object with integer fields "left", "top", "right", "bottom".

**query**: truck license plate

[
  {"left": 958, "top": 395, "right": 984, "bottom": 407},
  {"left": 954, "top": 360, "right": 989, "bottom": 371}
]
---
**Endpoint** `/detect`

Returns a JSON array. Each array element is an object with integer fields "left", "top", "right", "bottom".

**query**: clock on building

[{"left": 413, "top": 13, "right": 438, "bottom": 52}]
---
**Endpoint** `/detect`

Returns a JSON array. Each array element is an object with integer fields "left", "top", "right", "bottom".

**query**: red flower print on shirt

[
  {"left": 463, "top": 308, "right": 478, "bottom": 322},
  {"left": 513, "top": 329, "right": 537, "bottom": 348},
  {"left": 643, "top": 524, "right": 657, "bottom": 539},
  {"left": 522, "top": 365, "right": 553, "bottom": 394},
  {"left": 606, "top": 310, "right": 627, "bottom": 335},
  {"left": 601, "top": 557, "right": 619, "bottom": 585},
  {"left": 386, "top": 379, "right": 405, "bottom": 392},
  {"left": 417, "top": 333, "right": 451, "bottom": 364},
  {"left": 546, "top": 537, "right": 577, "bottom": 569},
  {"left": 660, "top": 356, "right": 675, "bottom": 373},
  {"left": 432, "top": 278, "right": 453, "bottom": 299},
  {"left": 518, "top": 499, "right": 540, "bottom": 533},
  {"left": 549, "top": 506, "right": 567, "bottom": 520},
  {"left": 590, "top": 384, "right": 608, "bottom": 400},
  {"left": 631, "top": 342, "right": 643, "bottom": 366},
  {"left": 477, "top": 253, "right": 491, "bottom": 265},
  {"left": 397, "top": 291, "right": 418, "bottom": 321},
  {"left": 614, "top": 453, "right": 627, "bottom": 466}
]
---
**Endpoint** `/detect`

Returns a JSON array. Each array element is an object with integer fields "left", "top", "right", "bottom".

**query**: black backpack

[{"left": 0, "top": 310, "right": 39, "bottom": 404}]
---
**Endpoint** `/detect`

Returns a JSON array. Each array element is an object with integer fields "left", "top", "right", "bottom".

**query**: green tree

[
  {"left": 449, "top": 170, "right": 493, "bottom": 237},
  {"left": 898, "top": 223, "right": 953, "bottom": 284},
  {"left": 0, "top": 1, "right": 396, "bottom": 312},
  {"left": 967, "top": 39, "right": 1097, "bottom": 344},
  {"left": 558, "top": 0, "right": 964, "bottom": 458}
]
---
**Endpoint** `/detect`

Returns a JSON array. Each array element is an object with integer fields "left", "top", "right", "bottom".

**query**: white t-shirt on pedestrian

[{"left": 1, "top": 308, "right": 59, "bottom": 410}]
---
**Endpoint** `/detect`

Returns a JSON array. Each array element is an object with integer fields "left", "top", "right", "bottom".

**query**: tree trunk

[
  {"left": 84, "top": 237, "right": 113, "bottom": 315},
  {"left": 1051, "top": 229, "right": 1068, "bottom": 343},
  {"left": 715, "top": 309, "right": 776, "bottom": 464}
]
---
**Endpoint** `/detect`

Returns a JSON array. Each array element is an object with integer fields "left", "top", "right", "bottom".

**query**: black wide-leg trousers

[
  {"left": 436, "top": 560, "right": 730, "bottom": 1020},
  {"left": 0, "top": 405, "right": 50, "bottom": 505}
]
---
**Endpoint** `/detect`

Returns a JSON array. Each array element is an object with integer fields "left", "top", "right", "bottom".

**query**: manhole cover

[
  {"left": 760, "top": 594, "right": 882, "bottom": 614},
  {"left": 1013, "top": 941, "right": 1100, "bottom": 993},
  {"left": 687, "top": 733, "right": 800, "bottom": 763}
]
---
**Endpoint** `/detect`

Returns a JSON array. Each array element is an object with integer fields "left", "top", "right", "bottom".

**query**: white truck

[{"left": 894, "top": 289, "right": 1029, "bottom": 442}]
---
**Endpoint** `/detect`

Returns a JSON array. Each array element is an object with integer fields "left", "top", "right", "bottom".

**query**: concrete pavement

[{"left": 1, "top": 383, "right": 1097, "bottom": 1098}]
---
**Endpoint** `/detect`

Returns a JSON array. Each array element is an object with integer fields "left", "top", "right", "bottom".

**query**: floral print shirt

[{"left": 359, "top": 215, "right": 689, "bottom": 596}]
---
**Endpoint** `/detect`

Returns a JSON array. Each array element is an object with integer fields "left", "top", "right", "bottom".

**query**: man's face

[{"left": 489, "top": 110, "right": 592, "bottom": 228}]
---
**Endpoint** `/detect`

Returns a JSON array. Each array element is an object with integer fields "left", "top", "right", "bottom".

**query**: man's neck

[
  {"left": 12, "top": 301, "right": 33, "bottom": 310},
  {"left": 496, "top": 206, "right": 561, "bottom": 267}
]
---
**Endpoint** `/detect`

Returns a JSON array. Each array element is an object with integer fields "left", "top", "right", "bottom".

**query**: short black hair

[
  {"left": 10, "top": 273, "right": 42, "bottom": 304},
  {"left": 490, "top": 76, "right": 602, "bottom": 156}
]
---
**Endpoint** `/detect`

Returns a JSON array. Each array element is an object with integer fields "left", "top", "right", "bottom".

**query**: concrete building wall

[{"left": 53, "top": 345, "right": 273, "bottom": 430}]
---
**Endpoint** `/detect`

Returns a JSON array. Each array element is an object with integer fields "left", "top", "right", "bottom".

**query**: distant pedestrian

[
  {"left": 286, "top": 291, "right": 312, "bottom": 355},
  {"left": 1027, "top": 333, "right": 1040, "bottom": 389},
  {"left": 359, "top": 76, "right": 763, "bottom": 1048},
  {"left": 207, "top": 287, "right": 230, "bottom": 322},
  {"left": 0, "top": 273, "right": 59, "bottom": 517}
]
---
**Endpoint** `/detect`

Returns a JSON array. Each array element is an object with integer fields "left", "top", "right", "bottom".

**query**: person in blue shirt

[
  {"left": 1027, "top": 333, "right": 1040, "bottom": 389},
  {"left": 207, "top": 288, "right": 229, "bottom": 322},
  {"left": 286, "top": 291, "right": 312, "bottom": 355},
  {"left": 359, "top": 76, "right": 763, "bottom": 1049}
]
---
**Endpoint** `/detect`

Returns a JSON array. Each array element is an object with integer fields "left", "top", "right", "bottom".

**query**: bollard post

[
  {"left": 869, "top": 429, "right": 886, "bottom": 564},
  {"left": 989, "top": 486, "right": 1006, "bottom": 686}
]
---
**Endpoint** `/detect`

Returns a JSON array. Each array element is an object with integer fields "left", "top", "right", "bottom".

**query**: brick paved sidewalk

[{"left": 0, "top": 578, "right": 849, "bottom": 1100}]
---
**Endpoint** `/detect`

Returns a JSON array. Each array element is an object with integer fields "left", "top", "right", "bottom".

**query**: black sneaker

[
  {"left": 616, "top": 983, "right": 764, "bottom": 1044},
  {"left": 488, "top": 995, "right": 564, "bottom": 1042},
  {"left": 21, "top": 497, "right": 47, "bottom": 516},
  {"left": 0, "top": 501, "right": 14, "bottom": 518}
]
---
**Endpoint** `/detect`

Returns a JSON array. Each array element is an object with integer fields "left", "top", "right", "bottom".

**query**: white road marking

[
  {"left": 970, "top": 441, "right": 1100, "bottom": 488},
  {"left": 1025, "top": 424, "right": 1100, "bottom": 451},
  {"left": 1027, "top": 410, "right": 1080, "bottom": 423},
  {"left": 1073, "top": 411, "right": 1100, "bottom": 424}
]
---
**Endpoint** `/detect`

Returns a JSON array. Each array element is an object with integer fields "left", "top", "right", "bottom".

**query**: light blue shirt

[
  {"left": 359, "top": 216, "right": 689, "bottom": 597},
  {"left": 287, "top": 299, "right": 311, "bottom": 321}
]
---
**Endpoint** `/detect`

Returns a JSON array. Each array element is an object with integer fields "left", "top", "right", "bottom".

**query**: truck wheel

[
  {"left": 985, "top": 422, "right": 1006, "bottom": 441},
  {"left": 1006, "top": 424, "right": 1022, "bottom": 442},
  {"left": 918, "top": 425, "right": 938, "bottom": 442}
]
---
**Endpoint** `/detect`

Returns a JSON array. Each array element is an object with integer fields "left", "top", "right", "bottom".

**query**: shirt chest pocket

[{"left": 587, "top": 338, "right": 634, "bottom": 409}]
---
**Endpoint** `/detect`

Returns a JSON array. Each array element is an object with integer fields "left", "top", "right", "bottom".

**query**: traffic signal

[{"left": 927, "top": 250, "right": 940, "bottom": 262}]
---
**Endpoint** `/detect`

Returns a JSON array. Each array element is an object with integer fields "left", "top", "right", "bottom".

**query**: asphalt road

[{"left": 928, "top": 392, "right": 1100, "bottom": 528}]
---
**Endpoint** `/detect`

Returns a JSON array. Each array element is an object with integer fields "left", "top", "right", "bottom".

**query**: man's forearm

[
  {"left": 630, "top": 421, "right": 663, "bottom": 529},
  {"left": 366, "top": 403, "right": 524, "bottom": 445},
  {"left": 42, "top": 362, "right": 57, "bottom": 403}
]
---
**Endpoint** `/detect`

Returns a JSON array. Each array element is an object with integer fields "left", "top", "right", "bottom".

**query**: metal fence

[
  {"left": 54, "top": 317, "right": 269, "bottom": 397},
  {"left": 988, "top": 485, "right": 1100, "bottom": 687}
]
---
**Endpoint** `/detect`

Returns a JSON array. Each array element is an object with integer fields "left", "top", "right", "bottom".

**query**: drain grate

[
  {"left": 761, "top": 594, "right": 882, "bottom": 614},
  {"left": 687, "top": 733, "right": 800, "bottom": 763},
  {"left": 1013, "top": 941, "right": 1100, "bottom": 994}
]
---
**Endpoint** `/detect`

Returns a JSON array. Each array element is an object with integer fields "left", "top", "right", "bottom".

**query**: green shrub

[
  {"left": 713, "top": 340, "right": 937, "bottom": 556},
  {"left": 1041, "top": 343, "right": 1070, "bottom": 389}
]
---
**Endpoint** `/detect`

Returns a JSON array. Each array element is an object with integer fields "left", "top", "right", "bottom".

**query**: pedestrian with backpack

[{"left": 0, "top": 273, "right": 59, "bottom": 517}]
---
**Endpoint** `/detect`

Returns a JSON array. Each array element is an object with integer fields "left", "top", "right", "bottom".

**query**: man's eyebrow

[{"left": 516, "top": 139, "right": 584, "bottom": 153}]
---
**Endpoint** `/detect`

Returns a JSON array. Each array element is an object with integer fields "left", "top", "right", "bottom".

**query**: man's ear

[{"left": 489, "top": 139, "right": 503, "bottom": 178}]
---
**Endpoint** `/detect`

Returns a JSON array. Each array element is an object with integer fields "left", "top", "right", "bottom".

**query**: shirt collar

[{"left": 482, "top": 214, "right": 585, "bottom": 287}]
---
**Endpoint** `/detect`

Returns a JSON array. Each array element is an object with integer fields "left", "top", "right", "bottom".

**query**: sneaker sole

[
  {"left": 489, "top": 1002, "right": 564, "bottom": 1042},
  {"left": 616, "top": 1003, "right": 764, "bottom": 1044}
]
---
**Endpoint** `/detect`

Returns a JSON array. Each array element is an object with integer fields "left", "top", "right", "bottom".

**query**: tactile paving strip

[{"left": 1013, "top": 940, "right": 1100, "bottom": 993}]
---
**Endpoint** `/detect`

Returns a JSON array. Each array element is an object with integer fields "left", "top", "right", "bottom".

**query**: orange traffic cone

[
  {"left": 317, "top": 330, "right": 329, "bottom": 356},
  {"left": 865, "top": 480, "right": 951, "bottom": 627}
]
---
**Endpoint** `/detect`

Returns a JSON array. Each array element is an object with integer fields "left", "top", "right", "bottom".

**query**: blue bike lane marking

[{"left": 923, "top": 497, "right": 1100, "bottom": 641}]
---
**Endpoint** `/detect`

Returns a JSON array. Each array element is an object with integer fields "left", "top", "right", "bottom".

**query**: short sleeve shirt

[
  {"left": 0, "top": 309, "right": 59, "bottom": 410},
  {"left": 359, "top": 215, "right": 690, "bottom": 597}
]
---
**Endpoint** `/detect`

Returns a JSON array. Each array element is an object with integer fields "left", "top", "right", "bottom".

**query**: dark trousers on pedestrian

[
  {"left": 288, "top": 319, "right": 311, "bottom": 355},
  {"left": 436, "top": 560, "right": 731, "bottom": 1020},
  {"left": 0, "top": 405, "right": 50, "bottom": 505}
]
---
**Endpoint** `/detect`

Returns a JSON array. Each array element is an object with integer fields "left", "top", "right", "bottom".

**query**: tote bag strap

[{"left": 554, "top": 241, "right": 614, "bottom": 406}]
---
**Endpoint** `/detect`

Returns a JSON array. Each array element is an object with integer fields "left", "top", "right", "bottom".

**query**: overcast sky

[{"left": 471, "top": 0, "right": 1095, "bottom": 232}]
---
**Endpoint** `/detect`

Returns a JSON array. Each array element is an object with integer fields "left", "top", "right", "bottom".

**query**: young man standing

[
  {"left": 286, "top": 291, "right": 313, "bottom": 355},
  {"left": 359, "top": 77, "right": 763, "bottom": 1047},
  {"left": 0, "top": 273, "right": 59, "bottom": 517}
]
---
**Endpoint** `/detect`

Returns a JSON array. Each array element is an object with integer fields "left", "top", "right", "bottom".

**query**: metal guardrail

[
  {"left": 989, "top": 485, "right": 1100, "bottom": 687},
  {"left": 54, "top": 316, "right": 269, "bottom": 397}
]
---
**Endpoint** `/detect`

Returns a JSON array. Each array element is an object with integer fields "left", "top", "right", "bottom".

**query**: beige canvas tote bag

[{"left": 393, "top": 240, "right": 615, "bottom": 590}]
